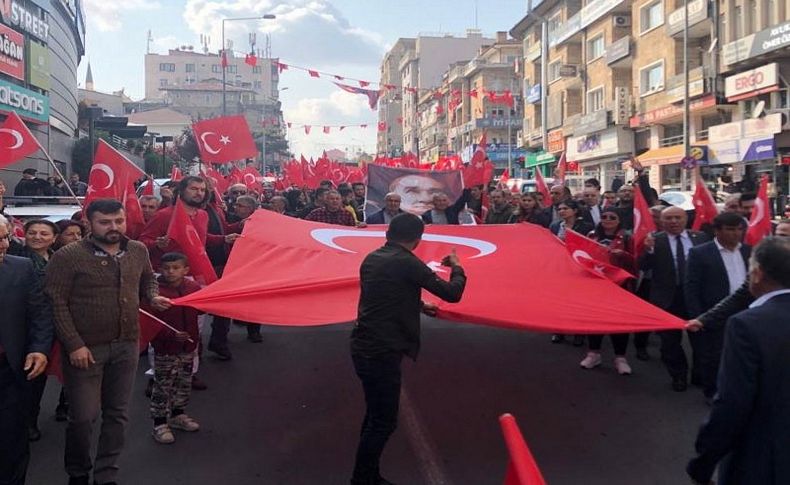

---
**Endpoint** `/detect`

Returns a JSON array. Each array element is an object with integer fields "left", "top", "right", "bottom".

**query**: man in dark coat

[
  {"left": 687, "top": 237, "right": 790, "bottom": 485},
  {"left": 365, "top": 192, "right": 403, "bottom": 225},
  {"left": 14, "top": 168, "right": 52, "bottom": 196},
  {"left": 421, "top": 189, "right": 470, "bottom": 225},
  {"left": 0, "top": 215, "right": 53, "bottom": 485}
]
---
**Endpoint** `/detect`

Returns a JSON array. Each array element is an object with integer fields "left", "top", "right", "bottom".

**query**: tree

[
  {"left": 70, "top": 130, "right": 112, "bottom": 180},
  {"left": 143, "top": 148, "right": 175, "bottom": 178},
  {"left": 174, "top": 127, "right": 200, "bottom": 163}
]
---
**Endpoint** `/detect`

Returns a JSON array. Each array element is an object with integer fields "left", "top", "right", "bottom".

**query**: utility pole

[{"left": 682, "top": 0, "right": 690, "bottom": 190}]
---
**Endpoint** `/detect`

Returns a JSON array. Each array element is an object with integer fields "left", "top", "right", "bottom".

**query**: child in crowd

[{"left": 144, "top": 252, "right": 202, "bottom": 444}]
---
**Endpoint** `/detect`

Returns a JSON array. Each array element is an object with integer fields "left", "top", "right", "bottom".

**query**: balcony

[{"left": 666, "top": 0, "right": 711, "bottom": 38}]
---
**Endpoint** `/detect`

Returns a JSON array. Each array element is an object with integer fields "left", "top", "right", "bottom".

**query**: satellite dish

[{"left": 752, "top": 100, "right": 765, "bottom": 119}]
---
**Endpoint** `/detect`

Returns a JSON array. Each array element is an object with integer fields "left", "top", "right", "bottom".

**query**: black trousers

[
  {"left": 657, "top": 288, "right": 703, "bottom": 380},
  {"left": 351, "top": 352, "right": 402, "bottom": 484},
  {"left": 0, "top": 358, "right": 29, "bottom": 485},
  {"left": 28, "top": 373, "right": 47, "bottom": 427},
  {"left": 588, "top": 333, "right": 629, "bottom": 355},
  {"left": 699, "top": 328, "right": 725, "bottom": 398}
]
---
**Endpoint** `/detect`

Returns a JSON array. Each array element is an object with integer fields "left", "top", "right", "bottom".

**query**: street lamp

[{"left": 221, "top": 14, "right": 276, "bottom": 116}]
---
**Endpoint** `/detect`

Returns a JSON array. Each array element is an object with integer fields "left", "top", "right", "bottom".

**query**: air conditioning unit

[{"left": 613, "top": 15, "right": 631, "bottom": 27}]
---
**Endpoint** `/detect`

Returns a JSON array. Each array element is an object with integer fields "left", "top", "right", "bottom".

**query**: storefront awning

[{"left": 637, "top": 142, "right": 707, "bottom": 167}]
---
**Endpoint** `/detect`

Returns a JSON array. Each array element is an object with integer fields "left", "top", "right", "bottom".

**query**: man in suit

[
  {"left": 0, "top": 215, "right": 53, "bottom": 485},
  {"left": 687, "top": 236, "right": 790, "bottom": 485},
  {"left": 421, "top": 189, "right": 470, "bottom": 225},
  {"left": 639, "top": 206, "right": 709, "bottom": 391},
  {"left": 685, "top": 212, "right": 750, "bottom": 400},
  {"left": 365, "top": 193, "right": 403, "bottom": 225},
  {"left": 582, "top": 186, "right": 603, "bottom": 225}
]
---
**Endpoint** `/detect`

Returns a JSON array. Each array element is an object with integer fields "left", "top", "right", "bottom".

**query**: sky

[{"left": 79, "top": 0, "right": 525, "bottom": 158}]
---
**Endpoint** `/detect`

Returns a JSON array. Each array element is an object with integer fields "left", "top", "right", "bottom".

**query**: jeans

[
  {"left": 0, "top": 358, "right": 29, "bottom": 485},
  {"left": 63, "top": 341, "right": 138, "bottom": 484},
  {"left": 351, "top": 352, "right": 403, "bottom": 484}
]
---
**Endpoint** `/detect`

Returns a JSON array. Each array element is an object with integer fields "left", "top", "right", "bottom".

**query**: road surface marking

[{"left": 401, "top": 388, "right": 452, "bottom": 485}]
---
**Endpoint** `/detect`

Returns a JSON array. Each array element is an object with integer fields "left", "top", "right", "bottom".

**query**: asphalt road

[{"left": 28, "top": 319, "right": 710, "bottom": 485}]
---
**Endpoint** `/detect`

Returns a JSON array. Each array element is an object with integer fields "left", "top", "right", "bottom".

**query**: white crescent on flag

[
  {"left": 89, "top": 163, "right": 115, "bottom": 190},
  {"left": 0, "top": 128, "right": 23, "bottom": 150},
  {"left": 200, "top": 132, "right": 222, "bottom": 155}
]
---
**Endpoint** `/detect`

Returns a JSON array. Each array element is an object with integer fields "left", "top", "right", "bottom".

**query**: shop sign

[
  {"left": 724, "top": 63, "right": 779, "bottom": 102},
  {"left": 526, "top": 83, "right": 541, "bottom": 103},
  {"left": 709, "top": 138, "right": 775, "bottom": 165},
  {"left": 567, "top": 127, "right": 632, "bottom": 161},
  {"left": 708, "top": 113, "right": 783, "bottom": 143},
  {"left": 629, "top": 95, "right": 715, "bottom": 127},
  {"left": 664, "top": 67, "right": 705, "bottom": 103},
  {"left": 0, "top": 0, "right": 49, "bottom": 42},
  {"left": 614, "top": 86, "right": 631, "bottom": 125},
  {"left": 0, "top": 22, "right": 23, "bottom": 80},
  {"left": 666, "top": 0, "right": 708, "bottom": 36},
  {"left": 722, "top": 21, "right": 790, "bottom": 66},
  {"left": 525, "top": 151, "right": 555, "bottom": 167},
  {"left": 606, "top": 36, "right": 630, "bottom": 65},
  {"left": 475, "top": 117, "right": 521, "bottom": 129},
  {"left": 27, "top": 40, "right": 49, "bottom": 90},
  {"left": 0, "top": 77, "right": 49, "bottom": 123},
  {"left": 547, "top": 129, "right": 564, "bottom": 153},
  {"left": 573, "top": 110, "right": 608, "bottom": 136},
  {"left": 550, "top": 0, "right": 624, "bottom": 47}
]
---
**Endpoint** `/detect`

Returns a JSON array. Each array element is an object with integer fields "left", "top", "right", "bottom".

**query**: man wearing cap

[{"left": 14, "top": 169, "right": 52, "bottom": 196}]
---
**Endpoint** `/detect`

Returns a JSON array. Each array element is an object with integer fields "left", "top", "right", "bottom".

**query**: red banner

[
  {"left": 0, "top": 24, "right": 24, "bottom": 81},
  {"left": 174, "top": 211, "right": 684, "bottom": 333}
]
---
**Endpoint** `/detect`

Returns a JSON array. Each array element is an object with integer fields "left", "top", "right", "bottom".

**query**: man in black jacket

[
  {"left": 0, "top": 215, "right": 53, "bottom": 485},
  {"left": 14, "top": 168, "right": 52, "bottom": 196},
  {"left": 350, "top": 213, "right": 466, "bottom": 485},
  {"left": 639, "top": 206, "right": 708, "bottom": 391},
  {"left": 687, "top": 237, "right": 790, "bottom": 485},
  {"left": 365, "top": 193, "right": 403, "bottom": 225},
  {"left": 685, "top": 212, "right": 750, "bottom": 399},
  {"left": 421, "top": 189, "right": 470, "bottom": 225}
]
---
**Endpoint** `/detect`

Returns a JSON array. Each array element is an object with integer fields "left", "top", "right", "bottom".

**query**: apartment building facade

[
  {"left": 377, "top": 38, "right": 415, "bottom": 156},
  {"left": 399, "top": 30, "right": 494, "bottom": 154},
  {"left": 512, "top": 0, "right": 789, "bottom": 197}
]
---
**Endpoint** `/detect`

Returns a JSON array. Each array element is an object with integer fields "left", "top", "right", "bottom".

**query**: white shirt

[
  {"left": 714, "top": 239, "right": 747, "bottom": 294},
  {"left": 589, "top": 204, "right": 601, "bottom": 225},
  {"left": 749, "top": 289, "right": 790, "bottom": 308},
  {"left": 668, "top": 230, "right": 693, "bottom": 261}
]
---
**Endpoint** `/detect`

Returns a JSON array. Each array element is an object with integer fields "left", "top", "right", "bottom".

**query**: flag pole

[{"left": 33, "top": 138, "right": 84, "bottom": 208}]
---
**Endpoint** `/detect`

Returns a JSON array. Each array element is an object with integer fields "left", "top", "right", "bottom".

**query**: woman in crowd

[
  {"left": 578, "top": 208, "right": 636, "bottom": 375},
  {"left": 549, "top": 200, "right": 595, "bottom": 345},
  {"left": 508, "top": 192, "right": 550, "bottom": 227},
  {"left": 54, "top": 219, "right": 84, "bottom": 250},
  {"left": 550, "top": 200, "right": 595, "bottom": 240},
  {"left": 9, "top": 219, "right": 59, "bottom": 440},
  {"left": 284, "top": 189, "right": 306, "bottom": 216}
]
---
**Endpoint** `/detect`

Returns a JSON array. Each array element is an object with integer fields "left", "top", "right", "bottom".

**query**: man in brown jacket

[{"left": 45, "top": 199, "right": 171, "bottom": 485}]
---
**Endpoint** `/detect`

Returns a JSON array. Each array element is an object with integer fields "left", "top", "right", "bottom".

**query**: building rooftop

[
  {"left": 127, "top": 108, "right": 192, "bottom": 125},
  {"left": 160, "top": 82, "right": 254, "bottom": 93}
]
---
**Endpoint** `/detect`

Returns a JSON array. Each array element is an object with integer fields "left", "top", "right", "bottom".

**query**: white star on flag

[{"left": 219, "top": 135, "right": 231, "bottom": 145}]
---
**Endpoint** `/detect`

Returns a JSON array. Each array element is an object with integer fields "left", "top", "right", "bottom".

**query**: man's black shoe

[
  {"left": 68, "top": 476, "right": 89, "bottom": 485},
  {"left": 28, "top": 425, "right": 41, "bottom": 442},
  {"left": 247, "top": 333, "right": 263, "bottom": 343},
  {"left": 208, "top": 342, "right": 232, "bottom": 360},
  {"left": 635, "top": 348, "right": 650, "bottom": 361},
  {"left": 672, "top": 377, "right": 688, "bottom": 392}
]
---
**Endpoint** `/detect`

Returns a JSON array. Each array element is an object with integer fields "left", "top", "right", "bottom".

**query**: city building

[
  {"left": 445, "top": 31, "right": 524, "bottom": 171},
  {"left": 127, "top": 107, "right": 192, "bottom": 138},
  {"left": 377, "top": 38, "right": 415, "bottom": 157},
  {"left": 398, "top": 30, "right": 495, "bottom": 154},
  {"left": 0, "top": 0, "right": 86, "bottom": 186}
]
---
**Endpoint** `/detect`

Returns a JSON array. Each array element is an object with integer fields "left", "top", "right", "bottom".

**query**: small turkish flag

[
  {"left": 534, "top": 168, "right": 551, "bottom": 207},
  {"left": 221, "top": 50, "right": 229, "bottom": 68},
  {"left": 169, "top": 165, "right": 183, "bottom": 182},
  {"left": 141, "top": 175, "right": 155, "bottom": 196},
  {"left": 463, "top": 132, "right": 493, "bottom": 187},
  {"left": 564, "top": 230, "right": 635, "bottom": 286},
  {"left": 304, "top": 125, "right": 312, "bottom": 135},
  {"left": 632, "top": 185, "right": 657, "bottom": 256},
  {"left": 166, "top": 201, "right": 218, "bottom": 286},
  {"left": 244, "top": 53, "right": 257, "bottom": 67},
  {"left": 192, "top": 115, "right": 258, "bottom": 163},
  {"left": 745, "top": 175, "right": 772, "bottom": 246},
  {"left": 308, "top": 70, "right": 320, "bottom": 78},
  {"left": 358, "top": 80, "right": 370, "bottom": 87},
  {"left": 239, "top": 166, "right": 263, "bottom": 191},
  {"left": 0, "top": 111, "right": 40, "bottom": 167},
  {"left": 202, "top": 166, "right": 229, "bottom": 194},
  {"left": 85, "top": 140, "right": 146, "bottom": 202},
  {"left": 691, "top": 177, "right": 719, "bottom": 230}
]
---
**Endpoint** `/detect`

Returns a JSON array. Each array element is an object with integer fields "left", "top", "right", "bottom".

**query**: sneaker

[
  {"left": 169, "top": 414, "right": 200, "bottom": 432},
  {"left": 152, "top": 424, "right": 175, "bottom": 444},
  {"left": 614, "top": 357, "right": 632, "bottom": 375},
  {"left": 207, "top": 342, "right": 232, "bottom": 360},
  {"left": 579, "top": 352, "right": 602, "bottom": 369}
]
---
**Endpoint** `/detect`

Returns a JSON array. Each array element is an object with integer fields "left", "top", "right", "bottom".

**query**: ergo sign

[{"left": 725, "top": 63, "right": 778, "bottom": 101}]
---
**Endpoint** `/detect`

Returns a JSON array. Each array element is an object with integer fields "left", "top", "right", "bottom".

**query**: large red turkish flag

[
  {"left": 745, "top": 175, "right": 772, "bottom": 246},
  {"left": 0, "top": 111, "right": 40, "bottom": 167},
  {"left": 166, "top": 201, "right": 218, "bottom": 286},
  {"left": 192, "top": 115, "right": 258, "bottom": 163},
  {"left": 174, "top": 211, "right": 684, "bottom": 333}
]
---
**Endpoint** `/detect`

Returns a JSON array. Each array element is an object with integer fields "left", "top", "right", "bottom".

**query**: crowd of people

[{"left": 1, "top": 159, "right": 789, "bottom": 485}]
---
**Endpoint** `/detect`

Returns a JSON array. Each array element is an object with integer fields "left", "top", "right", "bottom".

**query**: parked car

[
  {"left": 3, "top": 196, "right": 83, "bottom": 223},
  {"left": 659, "top": 190, "right": 726, "bottom": 212},
  {"left": 135, "top": 178, "right": 171, "bottom": 199}
]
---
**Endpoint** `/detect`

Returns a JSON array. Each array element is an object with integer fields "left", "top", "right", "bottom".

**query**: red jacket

[
  {"left": 139, "top": 205, "right": 225, "bottom": 269},
  {"left": 143, "top": 276, "right": 202, "bottom": 355}
]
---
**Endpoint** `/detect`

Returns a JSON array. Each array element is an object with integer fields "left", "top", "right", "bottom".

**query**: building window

[
  {"left": 587, "top": 87, "right": 604, "bottom": 112},
  {"left": 159, "top": 63, "right": 175, "bottom": 72},
  {"left": 254, "top": 80, "right": 262, "bottom": 89},
  {"left": 253, "top": 66, "right": 262, "bottom": 74},
  {"left": 211, "top": 64, "right": 220, "bottom": 73},
  {"left": 185, "top": 63, "right": 195, "bottom": 73},
  {"left": 159, "top": 79, "right": 167, "bottom": 87},
  {"left": 587, "top": 34, "right": 605, "bottom": 62},
  {"left": 639, "top": 60, "right": 664, "bottom": 96},
  {"left": 749, "top": 0, "right": 759, "bottom": 33},
  {"left": 548, "top": 60, "right": 561, "bottom": 83},
  {"left": 228, "top": 65, "right": 237, "bottom": 73},
  {"left": 639, "top": 0, "right": 664, "bottom": 34},
  {"left": 733, "top": 6, "right": 743, "bottom": 39},
  {"left": 548, "top": 12, "right": 562, "bottom": 39}
]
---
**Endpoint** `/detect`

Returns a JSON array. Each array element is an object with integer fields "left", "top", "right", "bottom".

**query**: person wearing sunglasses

[{"left": 578, "top": 208, "right": 636, "bottom": 374}]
